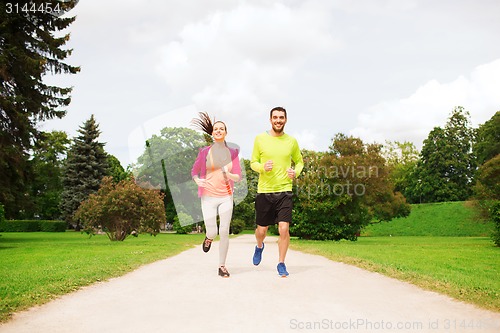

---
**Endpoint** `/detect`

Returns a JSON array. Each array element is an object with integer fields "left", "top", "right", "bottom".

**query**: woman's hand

[{"left": 193, "top": 176, "right": 206, "bottom": 187}]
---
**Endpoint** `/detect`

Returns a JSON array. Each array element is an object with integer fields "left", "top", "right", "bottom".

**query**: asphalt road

[{"left": 1, "top": 234, "right": 499, "bottom": 333}]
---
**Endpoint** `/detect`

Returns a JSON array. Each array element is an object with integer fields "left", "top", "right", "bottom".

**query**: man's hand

[
  {"left": 264, "top": 160, "right": 273, "bottom": 172},
  {"left": 287, "top": 168, "right": 295, "bottom": 179}
]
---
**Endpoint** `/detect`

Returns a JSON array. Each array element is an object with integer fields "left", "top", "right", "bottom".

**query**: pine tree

[
  {"left": 60, "top": 115, "right": 109, "bottom": 229},
  {"left": 0, "top": 1, "right": 80, "bottom": 217}
]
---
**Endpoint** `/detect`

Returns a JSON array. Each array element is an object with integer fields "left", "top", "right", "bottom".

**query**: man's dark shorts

[{"left": 255, "top": 191, "right": 293, "bottom": 227}]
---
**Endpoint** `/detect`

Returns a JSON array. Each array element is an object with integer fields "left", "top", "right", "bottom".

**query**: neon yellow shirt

[{"left": 251, "top": 132, "right": 304, "bottom": 193}]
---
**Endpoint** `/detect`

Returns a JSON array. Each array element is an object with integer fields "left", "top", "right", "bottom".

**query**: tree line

[{"left": 1, "top": 6, "right": 498, "bottom": 243}]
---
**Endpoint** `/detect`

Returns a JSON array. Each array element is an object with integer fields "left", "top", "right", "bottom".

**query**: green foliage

[
  {"left": 133, "top": 127, "right": 206, "bottom": 223},
  {"left": 60, "top": 115, "right": 110, "bottom": 228},
  {"left": 74, "top": 177, "right": 166, "bottom": 241},
  {"left": 0, "top": 220, "right": 65, "bottom": 232},
  {"left": 107, "top": 154, "right": 130, "bottom": 182},
  {"left": 382, "top": 141, "right": 419, "bottom": 199},
  {"left": 229, "top": 218, "right": 245, "bottom": 234},
  {"left": 408, "top": 107, "right": 476, "bottom": 203},
  {"left": 292, "top": 138, "right": 410, "bottom": 241},
  {"left": 0, "top": 220, "right": 39, "bottom": 232},
  {"left": 27, "top": 131, "right": 70, "bottom": 219},
  {"left": 474, "top": 154, "right": 500, "bottom": 201},
  {"left": 232, "top": 159, "right": 257, "bottom": 228},
  {"left": 173, "top": 212, "right": 193, "bottom": 234},
  {"left": 364, "top": 201, "right": 493, "bottom": 237},
  {"left": 474, "top": 111, "right": 500, "bottom": 165},
  {"left": 0, "top": 204, "right": 4, "bottom": 224},
  {"left": 0, "top": 1, "right": 80, "bottom": 219},
  {"left": 491, "top": 201, "right": 500, "bottom": 247},
  {"left": 39, "top": 221, "right": 67, "bottom": 232}
]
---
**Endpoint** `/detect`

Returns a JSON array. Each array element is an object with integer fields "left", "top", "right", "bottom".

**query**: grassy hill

[{"left": 363, "top": 201, "right": 494, "bottom": 237}]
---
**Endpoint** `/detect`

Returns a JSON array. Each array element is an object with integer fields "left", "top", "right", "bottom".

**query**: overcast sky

[{"left": 42, "top": 0, "right": 500, "bottom": 166}]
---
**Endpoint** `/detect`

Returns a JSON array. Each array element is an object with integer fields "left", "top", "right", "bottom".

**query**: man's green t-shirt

[{"left": 250, "top": 132, "right": 304, "bottom": 193}]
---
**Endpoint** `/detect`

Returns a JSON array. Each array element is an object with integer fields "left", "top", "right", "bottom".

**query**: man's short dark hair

[{"left": 270, "top": 106, "right": 287, "bottom": 119}]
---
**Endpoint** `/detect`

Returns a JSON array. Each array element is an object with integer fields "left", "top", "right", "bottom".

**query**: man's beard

[{"left": 272, "top": 123, "right": 284, "bottom": 133}]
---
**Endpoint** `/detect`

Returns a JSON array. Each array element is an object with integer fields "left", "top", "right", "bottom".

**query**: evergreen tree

[
  {"left": 0, "top": 1, "right": 80, "bottom": 218},
  {"left": 60, "top": 115, "right": 109, "bottom": 229}
]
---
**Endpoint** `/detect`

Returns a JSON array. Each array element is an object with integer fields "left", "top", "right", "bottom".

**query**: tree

[
  {"left": 0, "top": 1, "right": 80, "bottom": 218},
  {"left": 133, "top": 127, "right": 206, "bottom": 223},
  {"left": 409, "top": 107, "right": 476, "bottom": 203},
  {"left": 474, "top": 154, "right": 500, "bottom": 201},
  {"left": 107, "top": 154, "right": 130, "bottom": 183},
  {"left": 474, "top": 111, "right": 500, "bottom": 166},
  {"left": 472, "top": 112, "right": 500, "bottom": 245},
  {"left": 75, "top": 177, "right": 165, "bottom": 241},
  {"left": 291, "top": 135, "right": 410, "bottom": 241},
  {"left": 60, "top": 115, "right": 109, "bottom": 229},
  {"left": 27, "top": 130, "right": 70, "bottom": 219},
  {"left": 382, "top": 141, "right": 419, "bottom": 199},
  {"left": 232, "top": 158, "right": 258, "bottom": 229}
]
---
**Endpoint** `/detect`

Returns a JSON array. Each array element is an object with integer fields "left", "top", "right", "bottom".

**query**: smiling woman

[{"left": 190, "top": 112, "right": 242, "bottom": 278}]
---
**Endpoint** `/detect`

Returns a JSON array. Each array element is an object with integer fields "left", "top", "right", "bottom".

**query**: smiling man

[{"left": 250, "top": 106, "right": 304, "bottom": 277}]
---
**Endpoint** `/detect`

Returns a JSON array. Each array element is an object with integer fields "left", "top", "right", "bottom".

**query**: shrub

[
  {"left": 39, "top": 221, "right": 66, "bottom": 232},
  {"left": 0, "top": 204, "right": 5, "bottom": 224},
  {"left": 491, "top": 201, "right": 500, "bottom": 247},
  {"left": 173, "top": 212, "right": 194, "bottom": 234},
  {"left": 0, "top": 220, "right": 39, "bottom": 232},
  {"left": 229, "top": 218, "right": 245, "bottom": 234},
  {"left": 0, "top": 220, "right": 65, "bottom": 232},
  {"left": 74, "top": 177, "right": 166, "bottom": 241}
]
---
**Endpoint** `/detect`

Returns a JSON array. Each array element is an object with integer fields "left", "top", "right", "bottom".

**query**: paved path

[{"left": 1, "top": 234, "right": 499, "bottom": 333}]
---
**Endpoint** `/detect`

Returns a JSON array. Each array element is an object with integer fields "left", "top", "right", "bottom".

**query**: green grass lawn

[
  {"left": 291, "top": 201, "right": 499, "bottom": 312},
  {"left": 363, "top": 201, "right": 494, "bottom": 237},
  {"left": 0, "top": 232, "right": 204, "bottom": 322},
  {"left": 1, "top": 201, "right": 498, "bottom": 322}
]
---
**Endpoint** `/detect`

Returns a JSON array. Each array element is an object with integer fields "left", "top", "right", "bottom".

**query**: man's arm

[
  {"left": 291, "top": 139, "right": 304, "bottom": 177},
  {"left": 250, "top": 136, "right": 264, "bottom": 173}
]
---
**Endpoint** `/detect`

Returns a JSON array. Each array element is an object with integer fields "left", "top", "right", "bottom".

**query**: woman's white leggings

[{"left": 201, "top": 195, "right": 233, "bottom": 266}]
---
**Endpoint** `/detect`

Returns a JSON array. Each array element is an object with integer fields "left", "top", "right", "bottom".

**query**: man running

[{"left": 250, "top": 106, "right": 304, "bottom": 277}]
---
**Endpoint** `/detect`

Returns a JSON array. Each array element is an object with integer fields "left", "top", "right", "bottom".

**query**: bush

[
  {"left": 0, "top": 220, "right": 65, "bottom": 232},
  {"left": 491, "top": 201, "right": 500, "bottom": 247},
  {"left": 229, "top": 218, "right": 245, "bottom": 234},
  {"left": 0, "top": 204, "right": 5, "bottom": 224},
  {"left": 173, "top": 213, "right": 194, "bottom": 234},
  {"left": 39, "top": 221, "right": 66, "bottom": 232},
  {"left": 291, "top": 198, "right": 370, "bottom": 241},
  {"left": 74, "top": 177, "right": 166, "bottom": 241}
]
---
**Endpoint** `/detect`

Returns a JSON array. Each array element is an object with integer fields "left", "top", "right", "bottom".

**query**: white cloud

[
  {"left": 41, "top": 0, "right": 500, "bottom": 166},
  {"left": 155, "top": 2, "right": 338, "bottom": 112},
  {"left": 350, "top": 59, "right": 500, "bottom": 147}
]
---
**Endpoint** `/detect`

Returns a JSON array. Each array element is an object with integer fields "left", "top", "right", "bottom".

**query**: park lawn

[
  {"left": 363, "top": 201, "right": 494, "bottom": 237},
  {"left": 290, "top": 236, "right": 500, "bottom": 312},
  {"left": 0, "top": 232, "right": 204, "bottom": 322}
]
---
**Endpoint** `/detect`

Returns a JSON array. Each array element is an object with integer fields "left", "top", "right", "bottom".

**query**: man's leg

[
  {"left": 277, "top": 221, "right": 289, "bottom": 263},
  {"left": 255, "top": 225, "right": 268, "bottom": 248},
  {"left": 253, "top": 225, "right": 268, "bottom": 265}
]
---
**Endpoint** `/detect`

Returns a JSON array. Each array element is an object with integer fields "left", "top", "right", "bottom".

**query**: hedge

[{"left": 0, "top": 220, "right": 66, "bottom": 232}]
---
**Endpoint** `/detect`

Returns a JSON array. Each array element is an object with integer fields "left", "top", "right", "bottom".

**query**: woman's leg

[
  {"left": 201, "top": 196, "right": 218, "bottom": 240},
  {"left": 217, "top": 196, "right": 233, "bottom": 266}
]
